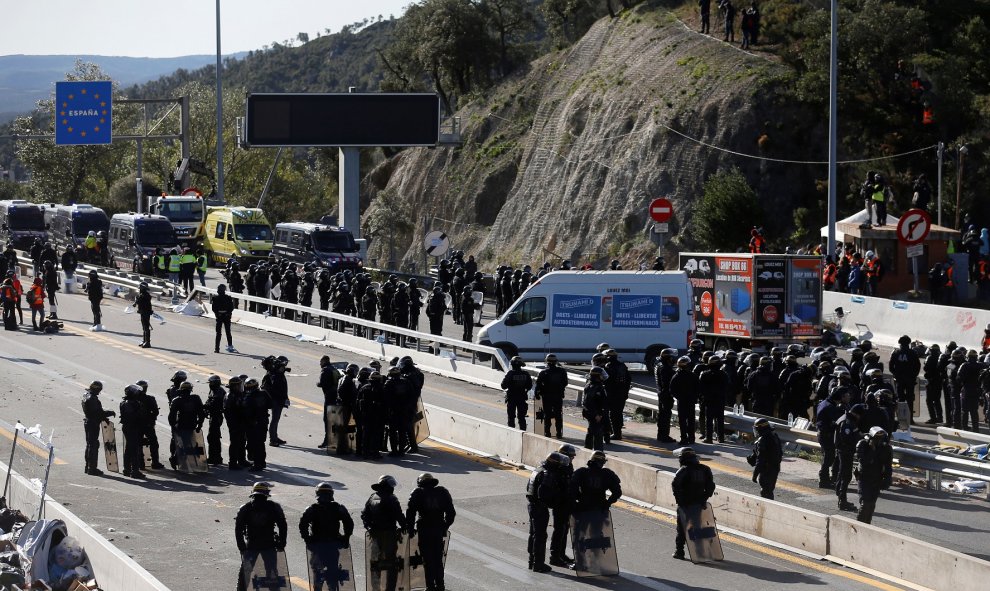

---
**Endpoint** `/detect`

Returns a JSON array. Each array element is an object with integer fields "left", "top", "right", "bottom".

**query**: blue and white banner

[
  {"left": 613, "top": 295, "right": 662, "bottom": 328},
  {"left": 551, "top": 294, "right": 601, "bottom": 329}
]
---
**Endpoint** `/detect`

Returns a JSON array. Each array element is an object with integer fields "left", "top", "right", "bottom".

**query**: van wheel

[
  {"left": 645, "top": 345, "right": 664, "bottom": 374},
  {"left": 713, "top": 338, "right": 731, "bottom": 352},
  {"left": 132, "top": 260, "right": 139, "bottom": 273}
]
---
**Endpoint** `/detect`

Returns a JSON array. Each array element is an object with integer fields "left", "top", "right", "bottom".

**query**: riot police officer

[
  {"left": 119, "top": 384, "right": 146, "bottom": 479},
  {"left": 361, "top": 475, "right": 407, "bottom": 590},
  {"left": 835, "top": 404, "right": 865, "bottom": 511},
  {"left": 406, "top": 473, "right": 456, "bottom": 591},
  {"left": 502, "top": 357, "right": 532, "bottom": 430},
  {"left": 670, "top": 356, "right": 699, "bottom": 444},
  {"left": 135, "top": 281, "right": 153, "bottom": 348},
  {"left": 358, "top": 372, "right": 386, "bottom": 459},
  {"left": 603, "top": 350, "right": 631, "bottom": 440},
  {"left": 235, "top": 482, "right": 287, "bottom": 591},
  {"left": 168, "top": 382, "right": 206, "bottom": 469},
  {"left": 748, "top": 418, "right": 782, "bottom": 499},
  {"left": 526, "top": 452, "right": 569, "bottom": 573},
  {"left": 166, "top": 370, "right": 188, "bottom": 403},
  {"left": 426, "top": 286, "right": 446, "bottom": 336},
  {"left": 224, "top": 377, "right": 248, "bottom": 470},
  {"left": 534, "top": 354, "right": 568, "bottom": 438},
  {"left": 654, "top": 348, "right": 678, "bottom": 443},
  {"left": 82, "top": 380, "right": 115, "bottom": 475},
  {"left": 244, "top": 378, "right": 271, "bottom": 471},
  {"left": 299, "top": 481, "right": 354, "bottom": 591},
  {"left": 569, "top": 450, "right": 623, "bottom": 512},
  {"left": 205, "top": 375, "right": 226, "bottom": 465},
  {"left": 855, "top": 426, "right": 893, "bottom": 523},
  {"left": 671, "top": 447, "right": 715, "bottom": 560},
  {"left": 582, "top": 366, "right": 609, "bottom": 450},
  {"left": 136, "top": 379, "right": 165, "bottom": 469}
]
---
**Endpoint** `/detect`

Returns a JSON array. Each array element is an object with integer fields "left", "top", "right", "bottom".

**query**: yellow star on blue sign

[{"left": 55, "top": 81, "right": 113, "bottom": 146}]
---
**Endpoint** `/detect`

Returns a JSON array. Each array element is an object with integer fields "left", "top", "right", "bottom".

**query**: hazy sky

[{"left": 0, "top": 0, "right": 411, "bottom": 58}]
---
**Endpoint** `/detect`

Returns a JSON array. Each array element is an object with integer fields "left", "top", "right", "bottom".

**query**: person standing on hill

[
  {"left": 699, "top": 0, "right": 711, "bottom": 34},
  {"left": 719, "top": 0, "right": 736, "bottom": 42}
]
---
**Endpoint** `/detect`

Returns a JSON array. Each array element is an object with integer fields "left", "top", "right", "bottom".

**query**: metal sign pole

[
  {"left": 912, "top": 255, "right": 920, "bottom": 294},
  {"left": 2, "top": 429, "right": 18, "bottom": 502},
  {"left": 37, "top": 446, "right": 54, "bottom": 521}
]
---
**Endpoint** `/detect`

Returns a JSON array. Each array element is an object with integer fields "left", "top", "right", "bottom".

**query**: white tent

[{"left": 820, "top": 208, "right": 889, "bottom": 241}]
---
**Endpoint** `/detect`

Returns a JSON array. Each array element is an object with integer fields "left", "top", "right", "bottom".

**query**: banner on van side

[
  {"left": 551, "top": 294, "right": 601, "bottom": 329},
  {"left": 788, "top": 257, "right": 822, "bottom": 336},
  {"left": 612, "top": 295, "right": 662, "bottom": 329}
]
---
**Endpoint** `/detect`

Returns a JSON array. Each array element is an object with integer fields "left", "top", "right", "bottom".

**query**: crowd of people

[
  {"left": 698, "top": 0, "right": 761, "bottom": 49},
  {"left": 1, "top": 240, "right": 66, "bottom": 332}
]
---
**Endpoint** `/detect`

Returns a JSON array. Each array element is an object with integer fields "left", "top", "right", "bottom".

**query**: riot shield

[
  {"left": 407, "top": 530, "right": 450, "bottom": 591},
  {"left": 365, "top": 530, "right": 410, "bottom": 591},
  {"left": 412, "top": 398, "right": 430, "bottom": 444},
  {"left": 100, "top": 420, "right": 119, "bottom": 473},
  {"left": 307, "top": 541, "right": 356, "bottom": 591},
  {"left": 241, "top": 550, "right": 291, "bottom": 591},
  {"left": 172, "top": 429, "right": 208, "bottom": 474},
  {"left": 570, "top": 509, "right": 619, "bottom": 577},
  {"left": 120, "top": 431, "right": 152, "bottom": 470},
  {"left": 678, "top": 502, "right": 724, "bottom": 564},
  {"left": 326, "top": 405, "right": 356, "bottom": 455},
  {"left": 532, "top": 397, "right": 545, "bottom": 434}
]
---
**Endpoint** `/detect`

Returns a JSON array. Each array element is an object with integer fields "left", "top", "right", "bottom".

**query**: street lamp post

[
  {"left": 954, "top": 145, "right": 968, "bottom": 229},
  {"left": 215, "top": 0, "right": 225, "bottom": 202},
  {"left": 826, "top": 0, "right": 839, "bottom": 258}
]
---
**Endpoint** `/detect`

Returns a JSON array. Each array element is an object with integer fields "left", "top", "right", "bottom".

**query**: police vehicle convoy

[
  {"left": 0, "top": 200, "right": 48, "bottom": 250},
  {"left": 107, "top": 213, "right": 179, "bottom": 275},
  {"left": 477, "top": 270, "right": 695, "bottom": 370},
  {"left": 272, "top": 222, "right": 364, "bottom": 272},
  {"left": 202, "top": 206, "right": 273, "bottom": 266},
  {"left": 48, "top": 204, "right": 110, "bottom": 252}
]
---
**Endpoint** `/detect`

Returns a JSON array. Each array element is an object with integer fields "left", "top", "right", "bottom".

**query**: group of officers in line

[
  {"left": 234, "top": 473, "right": 455, "bottom": 591},
  {"left": 80, "top": 353, "right": 430, "bottom": 480}
]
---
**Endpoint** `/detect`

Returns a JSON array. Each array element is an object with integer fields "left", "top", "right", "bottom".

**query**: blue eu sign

[{"left": 55, "top": 81, "right": 112, "bottom": 145}]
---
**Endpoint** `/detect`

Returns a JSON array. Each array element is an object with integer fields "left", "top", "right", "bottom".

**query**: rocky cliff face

[{"left": 362, "top": 5, "right": 822, "bottom": 270}]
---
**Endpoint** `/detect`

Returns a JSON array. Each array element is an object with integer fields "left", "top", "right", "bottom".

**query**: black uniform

[
  {"left": 750, "top": 425, "right": 782, "bottom": 499},
  {"left": 138, "top": 388, "right": 164, "bottom": 468},
  {"left": 534, "top": 365, "right": 568, "bottom": 438},
  {"left": 244, "top": 384, "right": 272, "bottom": 470},
  {"left": 235, "top": 495, "right": 288, "bottom": 591},
  {"left": 501, "top": 368, "right": 532, "bottom": 430},
  {"left": 957, "top": 359, "right": 984, "bottom": 433},
  {"left": 746, "top": 365, "right": 780, "bottom": 415},
  {"left": 654, "top": 358, "right": 677, "bottom": 442},
  {"left": 212, "top": 290, "right": 235, "bottom": 352},
  {"left": 81, "top": 388, "right": 114, "bottom": 473},
  {"left": 526, "top": 461, "right": 567, "bottom": 569},
  {"left": 815, "top": 397, "right": 844, "bottom": 485},
  {"left": 361, "top": 488, "right": 407, "bottom": 591},
  {"left": 426, "top": 291, "right": 446, "bottom": 336},
  {"left": 461, "top": 292, "right": 476, "bottom": 341},
  {"left": 136, "top": 289, "right": 153, "bottom": 346},
  {"left": 671, "top": 457, "right": 716, "bottom": 557},
  {"left": 699, "top": 365, "right": 729, "bottom": 442},
  {"left": 225, "top": 383, "right": 248, "bottom": 469},
  {"left": 582, "top": 381, "right": 609, "bottom": 450},
  {"left": 670, "top": 368, "right": 700, "bottom": 444},
  {"left": 317, "top": 363, "right": 341, "bottom": 448},
  {"left": 569, "top": 463, "right": 622, "bottom": 512},
  {"left": 168, "top": 390, "right": 206, "bottom": 467},
  {"left": 855, "top": 435, "right": 893, "bottom": 523},
  {"left": 205, "top": 383, "right": 226, "bottom": 464},
  {"left": 119, "top": 390, "right": 145, "bottom": 477},
  {"left": 337, "top": 373, "right": 359, "bottom": 455},
  {"left": 87, "top": 276, "right": 103, "bottom": 326},
  {"left": 385, "top": 374, "right": 414, "bottom": 455},
  {"left": 604, "top": 359, "right": 631, "bottom": 439},
  {"left": 923, "top": 351, "right": 944, "bottom": 423},
  {"left": 357, "top": 380, "right": 386, "bottom": 458},
  {"left": 888, "top": 344, "right": 921, "bottom": 409},
  {"left": 406, "top": 480, "right": 456, "bottom": 591},
  {"left": 263, "top": 369, "right": 288, "bottom": 445},
  {"left": 834, "top": 411, "right": 861, "bottom": 508}
]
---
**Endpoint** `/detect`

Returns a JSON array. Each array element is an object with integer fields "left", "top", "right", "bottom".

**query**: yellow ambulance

[{"left": 202, "top": 206, "right": 274, "bottom": 266}]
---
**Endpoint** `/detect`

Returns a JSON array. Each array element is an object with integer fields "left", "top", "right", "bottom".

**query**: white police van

[{"left": 477, "top": 270, "right": 694, "bottom": 370}]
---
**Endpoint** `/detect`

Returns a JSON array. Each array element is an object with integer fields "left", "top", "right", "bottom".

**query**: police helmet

[
  {"left": 171, "top": 371, "right": 187, "bottom": 382},
  {"left": 759, "top": 356, "right": 772, "bottom": 367},
  {"left": 387, "top": 367, "right": 401, "bottom": 378},
  {"left": 417, "top": 473, "right": 438, "bottom": 486},
  {"left": 967, "top": 349, "right": 979, "bottom": 359},
  {"left": 753, "top": 417, "right": 772, "bottom": 434},
  {"left": 208, "top": 375, "right": 222, "bottom": 385},
  {"left": 545, "top": 353, "right": 558, "bottom": 365},
  {"left": 868, "top": 426, "right": 888, "bottom": 440},
  {"left": 369, "top": 371, "right": 384, "bottom": 381},
  {"left": 676, "top": 356, "right": 692, "bottom": 368},
  {"left": 228, "top": 376, "right": 242, "bottom": 388},
  {"left": 898, "top": 335, "right": 912, "bottom": 346},
  {"left": 596, "top": 343, "right": 611, "bottom": 353},
  {"left": 372, "top": 475, "right": 398, "bottom": 492},
  {"left": 178, "top": 382, "right": 193, "bottom": 392},
  {"left": 864, "top": 368, "right": 882, "bottom": 379},
  {"left": 929, "top": 344, "right": 941, "bottom": 353},
  {"left": 708, "top": 356, "right": 723, "bottom": 367},
  {"left": 725, "top": 350, "right": 738, "bottom": 360},
  {"left": 701, "top": 351, "right": 714, "bottom": 363},
  {"left": 369, "top": 360, "right": 382, "bottom": 370},
  {"left": 674, "top": 446, "right": 697, "bottom": 459},
  {"left": 589, "top": 450, "right": 607, "bottom": 465},
  {"left": 251, "top": 482, "right": 273, "bottom": 497},
  {"left": 787, "top": 344, "right": 804, "bottom": 355},
  {"left": 139, "top": 281, "right": 149, "bottom": 292},
  {"left": 589, "top": 366, "right": 606, "bottom": 380},
  {"left": 544, "top": 452, "right": 569, "bottom": 468},
  {"left": 244, "top": 378, "right": 260, "bottom": 390},
  {"left": 124, "top": 384, "right": 142, "bottom": 397},
  {"left": 770, "top": 346, "right": 783, "bottom": 356},
  {"left": 315, "top": 482, "right": 334, "bottom": 497},
  {"left": 557, "top": 444, "right": 577, "bottom": 458},
  {"left": 785, "top": 354, "right": 797, "bottom": 363},
  {"left": 952, "top": 347, "right": 965, "bottom": 359},
  {"left": 592, "top": 353, "right": 607, "bottom": 365},
  {"left": 136, "top": 380, "right": 149, "bottom": 392},
  {"left": 510, "top": 356, "right": 525, "bottom": 368},
  {"left": 345, "top": 364, "right": 359, "bottom": 376},
  {"left": 690, "top": 339, "right": 704, "bottom": 350},
  {"left": 661, "top": 348, "right": 678, "bottom": 359},
  {"left": 605, "top": 349, "right": 619, "bottom": 358},
  {"left": 864, "top": 351, "right": 879, "bottom": 362}
]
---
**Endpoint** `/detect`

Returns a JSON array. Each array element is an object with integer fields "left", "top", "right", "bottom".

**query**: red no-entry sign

[
  {"left": 896, "top": 208, "right": 932, "bottom": 246},
  {"left": 649, "top": 198, "right": 673, "bottom": 223}
]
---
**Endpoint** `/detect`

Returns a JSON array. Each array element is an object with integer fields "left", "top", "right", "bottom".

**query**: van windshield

[
  {"left": 72, "top": 212, "right": 109, "bottom": 236},
  {"left": 312, "top": 230, "right": 357, "bottom": 252},
  {"left": 234, "top": 224, "right": 273, "bottom": 242},
  {"left": 8, "top": 208, "right": 45, "bottom": 231},
  {"left": 134, "top": 221, "right": 178, "bottom": 247},
  {"left": 159, "top": 200, "right": 204, "bottom": 223}
]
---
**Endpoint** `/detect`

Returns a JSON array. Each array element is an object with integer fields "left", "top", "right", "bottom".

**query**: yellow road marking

[
  {"left": 0, "top": 427, "right": 66, "bottom": 465},
  {"left": 426, "top": 440, "right": 907, "bottom": 591}
]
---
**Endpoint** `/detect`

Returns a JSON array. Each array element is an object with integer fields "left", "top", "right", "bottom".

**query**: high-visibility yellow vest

[
  {"left": 197, "top": 254, "right": 208, "bottom": 272},
  {"left": 180, "top": 253, "right": 196, "bottom": 266},
  {"left": 168, "top": 255, "right": 181, "bottom": 272},
  {"left": 156, "top": 255, "right": 166, "bottom": 270}
]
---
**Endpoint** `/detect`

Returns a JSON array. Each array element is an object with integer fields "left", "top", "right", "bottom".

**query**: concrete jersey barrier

[
  {"left": 824, "top": 291, "right": 990, "bottom": 349},
  {"left": 1, "top": 463, "right": 169, "bottom": 591}
]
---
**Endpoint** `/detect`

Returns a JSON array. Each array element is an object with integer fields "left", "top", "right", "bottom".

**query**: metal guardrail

[
  {"left": 186, "top": 285, "right": 513, "bottom": 372},
  {"left": 14, "top": 253, "right": 173, "bottom": 299}
]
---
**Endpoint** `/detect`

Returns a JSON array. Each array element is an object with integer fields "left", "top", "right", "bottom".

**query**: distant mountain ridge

[{"left": 0, "top": 53, "right": 247, "bottom": 123}]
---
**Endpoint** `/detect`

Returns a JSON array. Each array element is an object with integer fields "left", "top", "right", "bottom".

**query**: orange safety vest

[
  {"left": 823, "top": 264, "right": 837, "bottom": 285},
  {"left": 749, "top": 236, "right": 765, "bottom": 253},
  {"left": 945, "top": 266, "right": 955, "bottom": 287},
  {"left": 978, "top": 260, "right": 989, "bottom": 281},
  {"left": 27, "top": 285, "right": 44, "bottom": 309},
  {"left": 11, "top": 279, "right": 22, "bottom": 297},
  {"left": 0, "top": 285, "right": 13, "bottom": 302}
]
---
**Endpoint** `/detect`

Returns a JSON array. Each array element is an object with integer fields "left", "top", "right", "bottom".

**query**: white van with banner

[{"left": 476, "top": 270, "right": 694, "bottom": 370}]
